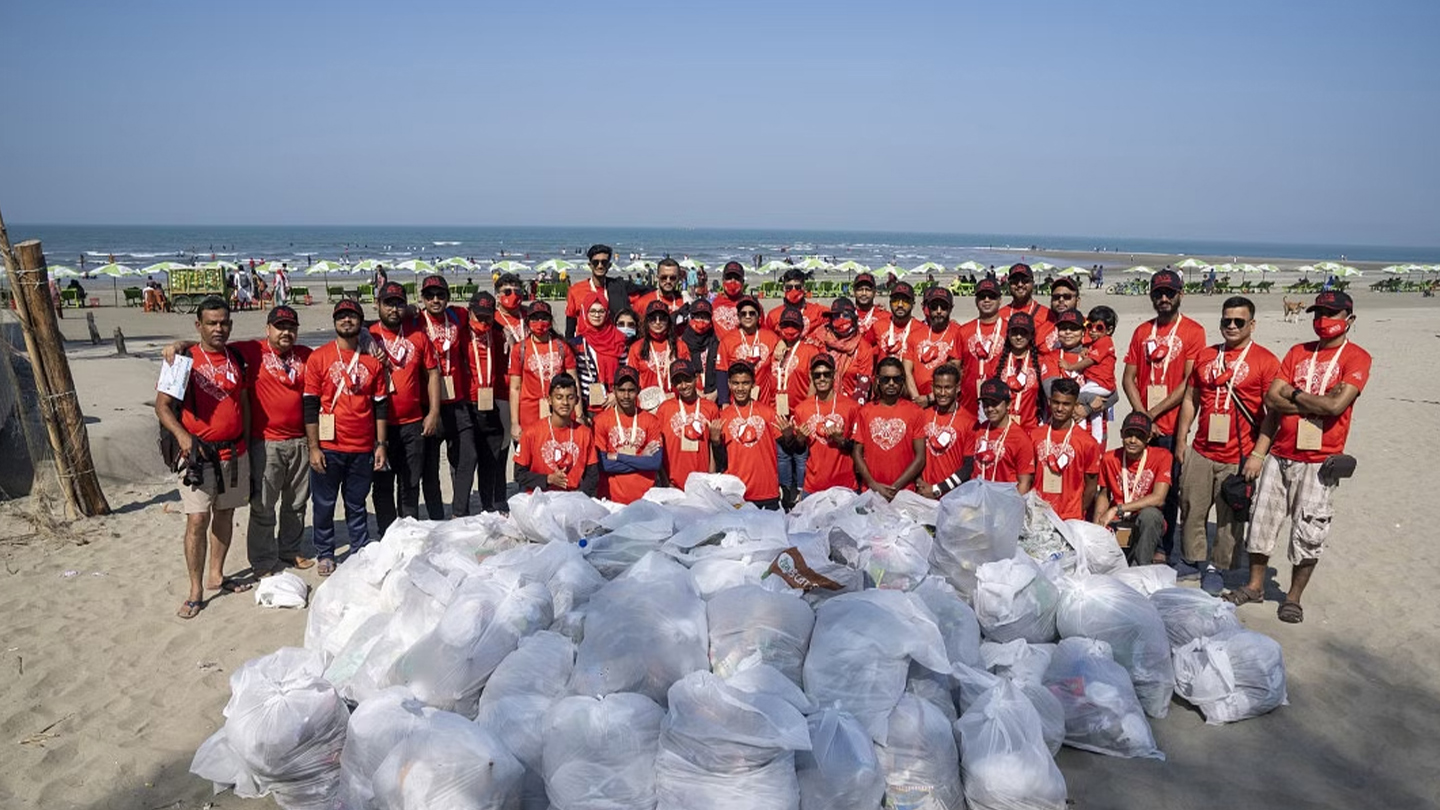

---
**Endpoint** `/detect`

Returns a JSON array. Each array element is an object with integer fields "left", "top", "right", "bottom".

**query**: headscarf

[
  {"left": 680, "top": 305, "right": 720, "bottom": 394},
  {"left": 575, "top": 290, "right": 627, "bottom": 384}
]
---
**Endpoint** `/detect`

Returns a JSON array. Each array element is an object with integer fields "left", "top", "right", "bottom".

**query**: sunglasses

[
  {"left": 1052, "top": 292, "right": 1076, "bottom": 300},
  {"left": 925, "top": 302, "right": 951, "bottom": 311},
  {"left": 739, "top": 309, "right": 759, "bottom": 317},
  {"left": 646, "top": 312, "right": 670, "bottom": 322},
  {"left": 498, "top": 287, "right": 520, "bottom": 295},
  {"left": 1220, "top": 317, "right": 1249, "bottom": 329},
  {"left": 589, "top": 258, "right": 612, "bottom": 267},
  {"left": 659, "top": 275, "right": 680, "bottom": 281},
  {"left": 878, "top": 375, "right": 904, "bottom": 384},
  {"left": 783, "top": 283, "right": 805, "bottom": 290},
  {"left": 976, "top": 293, "right": 999, "bottom": 301},
  {"left": 421, "top": 290, "right": 447, "bottom": 300},
  {"left": 811, "top": 370, "right": 834, "bottom": 379},
  {"left": 1150, "top": 289, "right": 1179, "bottom": 300}
]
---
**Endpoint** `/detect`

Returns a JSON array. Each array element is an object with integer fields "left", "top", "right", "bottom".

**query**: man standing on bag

[
  {"left": 369, "top": 282, "right": 440, "bottom": 533},
  {"left": 1173, "top": 296, "right": 1281, "bottom": 594},
  {"left": 1226, "top": 290, "right": 1371, "bottom": 624},
  {"left": 304, "top": 299, "right": 388, "bottom": 576}
]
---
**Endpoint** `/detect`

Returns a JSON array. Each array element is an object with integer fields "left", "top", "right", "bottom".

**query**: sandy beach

[{"left": 1, "top": 273, "right": 1437, "bottom": 810}]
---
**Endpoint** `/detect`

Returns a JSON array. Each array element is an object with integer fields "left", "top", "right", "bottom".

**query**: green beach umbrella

[
  {"left": 909, "top": 261, "right": 946, "bottom": 276},
  {"left": 1333, "top": 266, "right": 1363, "bottom": 278},
  {"left": 199, "top": 260, "right": 239, "bottom": 271},
  {"left": 91, "top": 262, "right": 138, "bottom": 277},
  {"left": 1174, "top": 257, "right": 1208, "bottom": 269},
  {"left": 795, "top": 256, "right": 832, "bottom": 271},
  {"left": 956, "top": 260, "right": 988, "bottom": 273},
  {"left": 1028, "top": 261, "right": 1058, "bottom": 274},
  {"left": 141, "top": 260, "right": 192, "bottom": 276},
  {"left": 351, "top": 259, "right": 382, "bottom": 273},
  {"left": 254, "top": 261, "right": 289, "bottom": 275},
  {"left": 306, "top": 260, "right": 348, "bottom": 275},
  {"left": 1380, "top": 264, "right": 1412, "bottom": 275},
  {"left": 755, "top": 260, "right": 791, "bottom": 276},
  {"left": 621, "top": 260, "right": 652, "bottom": 274},
  {"left": 873, "top": 263, "right": 904, "bottom": 278},
  {"left": 395, "top": 259, "right": 436, "bottom": 274},
  {"left": 489, "top": 260, "right": 531, "bottom": 274},
  {"left": 1294, "top": 265, "right": 1318, "bottom": 276},
  {"left": 1254, "top": 264, "right": 1283, "bottom": 274},
  {"left": 437, "top": 257, "right": 475, "bottom": 272},
  {"left": 833, "top": 260, "right": 870, "bottom": 274},
  {"left": 49, "top": 265, "right": 81, "bottom": 278},
  {"left": 1058, "top": 266, "right": 1091, "bottom": 277},
  {"left": 678, "top": 258, "right": 706, "bottom": 271},
  {"left": 534, "top": 258, "right": 577, "bottom": 275},
  {"left": 1126, "top": 265, "right": 1157, "bottom": 275}
]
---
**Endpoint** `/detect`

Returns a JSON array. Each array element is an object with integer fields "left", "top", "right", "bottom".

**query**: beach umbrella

[
  {"left": 1254, "top": 264, "right": 1283, "bottom": 274},
  {"left": 141, "top": 260, "right": 191, "bottom": 277},
  {"left": 49, "top": 265, "right": 81, "bottom": 278},
  {"left": 396, "top": 259, "right": 436, "bottom": 275},
  {"left": 254, "top": 261, "right": 290, "bottom": 275},
  {"left": 437, "top": 257, "right": 475, "bottom": 272},
  {"left": 1058, "top": 266, "right": 1091, "bottom": 277},
  {"left": 89, "top": 263, "right": 140, "bottom": 305},
  {"left": 956, "top": 260, "right": 988, "bottom": 273},
  {"left": 1294, "top": 265, "right": 1319, "bottom": 277},
  {"left": 795, "top": 256, "right": 832, "bottom": 272},
  {"left": 677, "top": 258, "right": 706, "bottom": 271},
  {"left": 534, "top": 258, "right": 577, "bottom": 275},
  {"left": 833, "top": 260, "right": 870, "bottom": 274},
  {"left": 909, "top": 261, "right": 947, "bottom": 276},
  {"left": 1174, "top": 257, "right": 1209, "bottom": 270},
  {"left": 489, "top": 260, "right": 531, "bottom": 275},
  {"left": 755, "top": 260, "right": 791, "bottom": 276},
  {"left": 873, "top": 263, "right": 904, "bottom": 279},
  {"left": 305, "top": 260, "right": 347, "bottom": 275},
  {"left": 199, "top": 260, "right": 239, "bottom": 271},
  {"left": 1028, "top": 261, "right": 1058, "bottom": 274},
  {"left": 1126, "top": 265, "right": 1157, "bottom": 275},
  {"left": 351, "top": 259, "right": 382, "bottom": 273},
  {"left": 1380, "top": 265, "right": 1412, "bottom": 275},
  {"left": 621, "top": 260, "right": 652, "bottom": 274},
  {"left": 1333, "top": 266, "right": 1363, "bottom": 278}
]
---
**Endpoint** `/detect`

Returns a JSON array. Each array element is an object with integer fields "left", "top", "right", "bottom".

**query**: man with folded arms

[
  {"left": 369, "top": 282, "right": 440, "bottom": 532},
  {"left": 1226, "top": 290, "right": 1372, "bottom": 624},
  {"left": 412, "top": 274, "right": 477, "bottom": 517},
  {"left": 593, "top": 365, "right": 664, "bottom": 503},
  {"left": 1173, "top": 296, "right": 1280, "bottom": 594},
  {"left": 1093, "top": 412, "right": 1174, "bottom": 566}
]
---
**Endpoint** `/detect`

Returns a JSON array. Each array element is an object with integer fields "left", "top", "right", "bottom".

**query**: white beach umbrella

[
  {"left": 795, "top": 256, "right": 832, "bottom": 271},
  {"left": 1028, "top": 261, "right": 1058, "bottom": 274},
  {"left": 437, "top": 257, "right": 475, "bottom": 272},
  {"left": 873, "top": 263, "right": 904, "bottom": 278},
  {"left": 534, "top": 258, "right": 576, "bottom": 275},
  {"left": 909, "top": 261, "right": 947, "bottom": 276},
  {"left": 1380, "top": 265, "right": 1411, "bottom": 275},
  {"left": 199, "top": 260, "right": 239, "bottom": 271},
  {"left": 833, "top": 260, "right": 870, "bottom": 274},
  {"left": 956, "top": 260, "right": 988, "bottom": 273},
  {"left": 1174, "top": 257, "right": 1209, "bottom": 270},
  {"left": 1254, "top": 264, "right": 1283, "bottom": 274},
  {"left": 396, "top": 259, "right": 436, "bottom": 274},
  {"left": 621, "top": 260, "right": 652, "bottom": 274},
  {"left": 1057, "top": 266, "right": 1091, "bottom": 277},
  {"left": 254, "top": 261, "right": 289, "bottom": 275},
  {"left": 141, "top": 260, "right": 191, "bottom": 276},
  {"left": 677, "top": 258, "right": 706, "bottom": 271},
  {"left": 755, "top": 260, "right": 791, "bottom": 276},
  {"left": 351, "top": 259, "right": 382, "bottom": 273},
  {"left": 49, "top": 265, "right": 81, "bottom": 278},
  {"left": 1333, "top": 266, "right": 1363, "bottom": 278},
  {"left": 306, "top": 260, "right": 348, "bottom": 275},
  {"left": 1126, "top": 265, "right": 1157, "bottom": 275},
  {"left": 489, "top": 260, "right": 531, "bottom": 275}
]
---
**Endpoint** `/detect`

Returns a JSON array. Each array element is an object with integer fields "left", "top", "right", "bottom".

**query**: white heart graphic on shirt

[
  {"left": 727, "top": 415, "right": 767, "bottom": 447},
  {"left": 869, "top": 416, "right": 909, "bottom": 451},
  {"left": 539, "top": 438, "right": 580, "bottom": 470}
]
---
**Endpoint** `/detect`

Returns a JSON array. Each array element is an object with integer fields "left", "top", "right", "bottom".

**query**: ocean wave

[{"left": 432, "top": 241, "right": 462, "bottom": 246}]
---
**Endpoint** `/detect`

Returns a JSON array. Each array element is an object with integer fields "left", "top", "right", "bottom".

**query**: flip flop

[
  {"left": 1277, "top": 602, "right": 1304, "bottom": 624},
  {"left": 177, "top": 600, "right": 204, "bottom": 619},
  {"left": 317, "top": 558, "right": 336, "bottom": 577},
  {"left": 1223, "top": 585, "right": 1264, "bottom": 607},
  {"left": 219, "top": 578, "right": 255, "bottom": 594}
]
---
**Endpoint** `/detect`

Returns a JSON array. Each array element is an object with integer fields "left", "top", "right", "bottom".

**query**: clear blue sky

[{"left": 2, "top": 0, "right": 1437, "bottom": 247}]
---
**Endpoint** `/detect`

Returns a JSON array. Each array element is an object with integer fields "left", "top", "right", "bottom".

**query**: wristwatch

[{"left": 1287, "top": 386, "right": 1301, "bottom": 405}]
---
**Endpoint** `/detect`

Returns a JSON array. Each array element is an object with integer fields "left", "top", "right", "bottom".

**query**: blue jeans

[
  {"left": 311, "top": 450, "right": 374, "bottom": 559},
  {"left": 777, "top": 442, "right": 809, "bottom": 492}
]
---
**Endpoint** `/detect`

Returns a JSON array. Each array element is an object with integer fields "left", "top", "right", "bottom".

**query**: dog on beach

[{"left": 1282, "top": 297, "right": 1305, "bottom": 323}]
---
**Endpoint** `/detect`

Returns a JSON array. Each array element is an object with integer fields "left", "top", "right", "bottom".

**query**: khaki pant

[
  {"left": 1178, "top": 449, "right": 1244, "bottom": 569},
  {"left": 1246, "top": 455, "right": 1336, "bottom": 565},
  {"left": 247, "top": 437, "right": 311, "bottom": 573},
  {"left": 178, "top": 452, "right": 250, "bottom": 514}
]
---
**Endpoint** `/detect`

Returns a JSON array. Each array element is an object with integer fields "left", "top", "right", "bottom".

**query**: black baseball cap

[
  {"left": 688, "top": 298, "right": 713, "bottom": 317},
  {"left": 1150, "top": 269, "right": 1183, "bottom": 293},
  {"left": 469, "top": 291, "right": 496, "bottom": 317},
  {"left": 891, "top": 282, "right": 915, "bottom": 301},
  {"left": 810, "top": 352, "right": 836, "bottom": 372},
  {"left": 1007, "top": 312, "right": 1035, "bottom": 334},
  {"left": 332, "top": 299, "right": 364, "bottom": 320},
  {"left": 736, "top": 295, "right": 762, "bottom": 315},
  {"left": 1050, "top": 275, "right": 1078, "bottom": 292},
  {"left": 670, "top": 358, "right": 698, "bottom": 381},
  {"left": 975, "top": 278, "right": 1002, "bottom": 298},
  {"left": 923, "top": 287, "right": 953, "bottom": 307},
  {"left": 778, "top": 305, "right": 805, "bottom": 327},
  {"left": 1307, "top": 290, "right": 1354, "bottom": 313},
  {"left": 979, "top": 378, "right": 1011, "bottom": 404},
  {"left": 378, "top": 281, "right": 407, "bottom": 303},
  {"left": 526, "top": 299, "right": 553, "bottom": 319},
  {"left": 645, "top": 300, "right": 671, "bottom": 319},
  {"left": 1008, "top": 263, "right": 1034, "bottom": 281},
  {"left": 1054, "top": 309, "right": 1085, "bottom": 329},
  {"left": 421, "top": 274, "right": 449, "bottom": 293},
  {"left": 722, "top": 261, "right": 745, "bottom": 279},
  {"left": 853, "top": 272, "right": 876, "bottom": 289},
  {"left": 267, "top": 304, "right": 299, "bottom": 326},
  {"left": 614, "top": 365, "right": 642, "bottom": 387},
  {"left": 1121, "top": 411, "right": 1153, "bottom": 438}
]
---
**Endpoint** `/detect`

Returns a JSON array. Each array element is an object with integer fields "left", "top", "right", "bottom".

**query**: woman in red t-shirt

[
  {"left": 508, "top": 301, "right": 577, "bottom": 438},
  {"left": 993, "top": 312, "right": 1051, "bottom": 427},
  {"left": 627, "top": 300, "right": 690, "bottom": 400}
]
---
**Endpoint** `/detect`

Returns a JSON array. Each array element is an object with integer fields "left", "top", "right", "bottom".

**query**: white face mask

[{"left": 618, "top": 326, "right": 636, "bottom": 339}]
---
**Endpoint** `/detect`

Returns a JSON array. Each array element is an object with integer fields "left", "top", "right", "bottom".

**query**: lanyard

[
  {"left": 930, "top": 406, "right": 958, "bottom": 448},
  {"left": 546, "top": 420, "right": 574, "bottom": 468},
  {"left": 470, "top": 330, "right": 491, "bottom": 388},
  {"left": 776, "top": 342, "right": 800, "bottom": 392},
  {"left": 615, "top": 405, "right": 641, "bottom": 446},
  {"left": 1004, "top": 350, "right": 1032, "bottom": 384},
  {"left": 886, "top": 318, "right": 912, "bottom": 351},
  {"left": 329, "top": 342, "right": 362, "bottom": 412},
  {"left": 424, "top": 310, "right": 457, "bottom": 374},
  {"left": 977, "top": 418, "right": 1013, "bottom": 480},
  {"left": 265, "top": 343, "right": 299, "bottom": 383},
  {"left": 201, "top": 348, "right": 236, "bottom": 385},
  {"left": 1045, "top": 421, "right": 1077, "bottom": 466},
  {"left": 978, "top": 318, "right": 1001, "bottom": 361},
  {"left": 1146, "top": 315, "right": 1184, "bottom": 384},
  {"left": 858, "top": 306, "right": 877, "bottom": 331},
  {"left": 497, "top": 311, "right": 524, "bottom": 346},
  {"left": 1121, "top": 448, "right": 1149, "bottom": 505},
  {"left": 1213, "top": 340, "right": 1253, "bottom": 412},
  {"left": 739, "top": 329, "right": 764, "bottom": 361},
  {"left": 1302, "top": 340, "right": 1347, "bottom": 395},
  {"left": 649, "top": 340, "right": 674, "bottom": 393},
  {"left": 531, "top": 336, "right": 559, "bottom": 396},
  {"left": 380, "top": 324, "right": 409, "bottom": 365},
  {"left": 1059, "top": 347, "right": 1084, "bottom": 380}
]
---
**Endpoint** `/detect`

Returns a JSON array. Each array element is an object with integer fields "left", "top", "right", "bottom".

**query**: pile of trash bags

[{"left": 193, "top": 477, "right": 1288, "bottom": 810}]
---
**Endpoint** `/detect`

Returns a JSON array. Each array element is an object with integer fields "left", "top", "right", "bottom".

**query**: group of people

[{"left": 158, "top": 245, "right": 1369, "bottom": 627}]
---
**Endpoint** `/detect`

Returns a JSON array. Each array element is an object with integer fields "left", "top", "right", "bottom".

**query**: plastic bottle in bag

[
  {"left": 708, "top": 584, "right": 815, "bottom": 684},
  {"left": 875, "top": 694, "right": 963, "bottom": 810},
  {"left": 955, "top": 680, "right": 1068, "bottom": 810},
  {"left": 931, "top": 480, "right": 1025, "bottom": 599},
  {"left": 973, "top": 555, "right": 1060, "bottom": 644},
  {"left": 1056, "top": 575, "right": 1175, "bottom": 718},
  {"left": 1041, "top": 638, "right": 1163, "bottom": 760},
  {"left": 542, "top": 693, "right": 666, "bottom": 810}
]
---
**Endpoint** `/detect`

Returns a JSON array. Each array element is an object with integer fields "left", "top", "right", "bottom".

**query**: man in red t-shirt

[
  {"left": 1121, "top": 268, "right": 1208, "bottom": 562},
  {"left": 1028, "top": 378, "right": 1101, "bottom": 521},
  {"left": 999, "top": 263, "right": 1054, "bottom": 327},
  {"left": 971, "top": 378, "right": 1036, "bottom": 491},
  {"left": 1038, "top": 275, "right": 1080, "bottom": 352},
  {"left": 917, "top": 364, "right": 974, "bottom": 499},
  {"left": 369, "top": 282, "right": 440, "bottom": 532},
  {"left": 957, "top": 278, "right": 1008, "bottom": 421},
  {"left": 790, "top": 353, "right": 860, "bottom": 496},
  {"left": 766, "top": 268, "right": 827, "bottom": 336},
  {"left": 412, "top": 274, "right": 478, "bottom": 518},
  {"left": 303, "top": 299, "right": 388, "bottom": 576},
  {"left": 851, "top": 272, "right": 883, "bottom": 337},
  {"left": 710, "top": 261, "right": 750, "bottom": 338},
  {"left": 630, "top": 258, "right": 691, "bottom": 326},
  {"left": 853, "top": 356, "right": 926, "bottom": 500},
  {"left": 1093, "top": 412, "right": 1174, "bottom": 566},
  {"left": 155, "top": 296, "right": 253, "bottom": 618},
  {"left": 593, "top": 366, "right": 664, "bottom": 504},
  {"left": 866, "top": 282, "right": 917, "bottom": 364},
  {"left": 466, "top": 291, "right": 512, "bottom": 514},
  {"left": 655, "top": 359, "right": 719, "bottom": 490},
  {"left": 718, "top": 296, "right": 778, "bottom": 403},
  {"left": 1173, "top": 296, "right": 1282, "bottom": 593},
  {"left": 771, "top": 306, "right": 819, "bottom": 508},
  {"left": 565, "top": 243, "right": 650, "bottom": 340},
  {"left": 905, "top": 287, "right": 965, "bottom": 408},
  {"left": 710, "top": 361, "right": 792, "bottom": 509},
  {"left": 514, "top": 372, "right": 599, "bottom": 495},
  {"left": 1228, "top": 290, "right": 1372, "bottom": 624}
]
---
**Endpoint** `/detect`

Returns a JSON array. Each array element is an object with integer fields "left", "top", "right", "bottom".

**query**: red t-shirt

[
  {"left": 592, "top": 406, "right": 664, "bottom": 504},
  {"left": 1271, "top": 340, "right": 1371, "bottom": 463},
  {"left": 855, "top": 305, "right": 884, "bottom": 338},
  {"left": 514, "top": 418, "right": 596, "bottom": 492},
  {"left": 1099, "top": 445, "right": 1174, "bottom": 508},
  {"left": 765, "top": 300, "right": 827, "bottom": 336},
  {"left": 719, "top": 328, "right": 780, "bottom": 400},
  {"left": 970, "top": 417, "right": 1036, "bottom": 484},
  {"left": 996, "top": 350, "right": 1053, "bottom": 427},
  {"left": 1188, "top": 341, "right": 1281, "bottom": 464},
  {"left": 806, "top": 334, "right": 875, "bottom": 405},
  {"left": 1082, "top": 335, "right": 1118, "bottom": 392},
  {"left": 1029, "top": 422, "right": 1102, "bottom": 520},
  {"left": 369, "top": 322, "right": 438, "bottom": 425},
  {"left": 304, "top": 342, "right": 387, "bottom": 454},
  {"left": 1124, "top": 314, "right": 1209, "bottom": 436},
  {"left": 465, "top": 325, "right": 509, "bottom": 405},
  {"left": 856, "top": 398, "right": 926, "bottom": 488},
  {"left": 957, "top": 316, "right": 1008, "bottom": 418},
  {"left": 182, "top": 346, "right": 249, "bottom": 458},
  {"left": 413, "top": 307, "right": 471, "bottom": 405},
  {"left": 768, "top": 340, "right": 819, "bottom": 409},
  {"left": 794, "top": 394, "right": 860, "bottom": 493},
  {"left": 234, "top": 340, "right": 310, "bottom": 441},
  {"left": 627, "top": 338, "right": 692, "bottom": 394},
  {"left": 1000, "top": 300, "right": 1053, "bottom": 326},
  {"left": 904, "top": 321, "right": 965, "bottom": 396},
  {"left": 655, "top": 395, "right": 720, "bottom": 490},
  {"left": 631, "top": 290, "right": 688, "bottom": 316},
  {"left": 869, "top": 313, "right": 916, "bottom": 361},
  {"left": 508, "top": 336, "right": 577, "bottom": 430},
  {"left": 710, "top": 293, "right": 746, "bottom": 338},
  {"left": 567, "top": 278, "right": 609, "bottom": 327},
  {"left": 716, "top": 400, "right": 781, "bottom": 501},
  {"left": 920, "top": 406, "right": 973, "bottom": 489}
]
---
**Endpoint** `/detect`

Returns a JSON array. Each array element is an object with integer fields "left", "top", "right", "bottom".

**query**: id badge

[
  {"left": 1297, "top": 417, "right": 1324, "bottom": 451},
  {"left": 318, "top": 413, "right": 336, "bottom": 442},
  {"left": 1146, "top": 384, "right": 1168, "bottom": 410},
  {"left": 776, "top": 393, "right": 790, "bottom": 416},
  {"left": 442, "top": 375, "right": 456, "bottom": 400},
  {"left": 1042, "top": 465, "right": 1063, "bottom": 494},
  {"left": 539, "top": 399, "right": 551, "bottom": 419},
  {"left": 475, "top": 387, "right": 494, "bottom": 411},
  {"left": 681, "top": 436, "right": 700, "bottom": 452},
  {"left": 1207, "top": 413, "right": 1232, "bottom": 444},
  {"left": 387, "top": 373, "right": 396, "bottom": 394},
  {"left": 588, "top": 383, "right": 606, "bottom": 407},
  {"left": 1113, "top": 525, "right": 1133, "bottom": 548}
]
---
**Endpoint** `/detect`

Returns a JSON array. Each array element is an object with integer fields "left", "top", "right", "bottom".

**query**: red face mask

[
  {"left": 779, "top": 325, "right": 802, "bottom": 343},
  {"left": 784, "top": 288, "right": 805, "bottom": 305},
  {"left": 499, "top": 292, "right": 520, "bottom": 310},
  {"left": 689, "top": 317, "right": 712, "bottom": 335},
  {"left": 1313, "top": 316, "right": 1348, "bottom": 340},
  {"left": 832, "top": 315, "right": 856, "bottom": 336},
  {"left": 470, "top": 316, "right": 492, "bottom": 333},
  {"left": 723, "top": 279, "right": 743, "bottom": 297},
  {"left": 529, "top": 320, "right": 551, "bottom": 339}
]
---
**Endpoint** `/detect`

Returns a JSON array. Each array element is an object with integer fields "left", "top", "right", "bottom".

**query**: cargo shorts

[{"left": 1245, "top": 454, "right": 1336, "bottom": 565}]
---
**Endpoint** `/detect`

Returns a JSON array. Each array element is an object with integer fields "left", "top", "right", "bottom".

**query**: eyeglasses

[
  {"left": 1220, "top": 317, "right": 1249, "bottom": 329},
  {"left": 587, "top": 308, "right": 608, "bottom": 317},
  {"left": 811, "top": 370, "right": 834, "bottom": 379},
  {"left": 1150, "top": 289, "right": 1178, "bottom": 300},
  {"left": 421, "top": 290, "right": 447, "bottom": 300},
  {"left": 589, "top": 258, "right": 612, "bottom": 267}
]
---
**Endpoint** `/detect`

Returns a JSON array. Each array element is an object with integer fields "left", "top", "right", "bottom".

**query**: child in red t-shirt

[
  {"left": 709, "top": 361, "right": 794, "bottom": 509},
  {"left": 513, "top": 373, "right": 598, "bottom": 495},
  {"left": 1093, "top": 411, "right": 1174, "bottom": 565},
  {"left": 593, "top": 366, "right": 664, "bottom": 504},
  {"left": 1028, "top": 377, "right": 1102, "bottom": 521}
]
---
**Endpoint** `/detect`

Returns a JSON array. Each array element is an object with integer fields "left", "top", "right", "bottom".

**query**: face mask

[
  {"left": 784, "top": 288, "right": 805, "bottom": 305},
  {"left": 529, "top": 320, "right": 551, "bottom": 338},
  {"left": 779, "top": 325, "right": 802, "bottom": 343},
  {"left": 689, "top": 318, "right": 712, "bottom": 335},
  {"left": 471, "top": 316, "right": 492, "bottom": 333},
  {"left": 833, "top": 315, "right": 856, "bottom": 336},
  {"left": 723, "top": 279, "right": 743, "bottom": 296},
  {"left": 499, "top": 292, "right": 520, "bottom": 309},
  {"left": 1313, "top": 316, "right": 1348, "bottom": 340},
  {"left": 618, "top": 325, "right": 636, "bottom": 339}
]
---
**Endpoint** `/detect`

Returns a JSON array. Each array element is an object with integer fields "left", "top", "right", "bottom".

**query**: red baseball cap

[{"left": 1121, "top": 411, "right": 1153, "bottom": 437}]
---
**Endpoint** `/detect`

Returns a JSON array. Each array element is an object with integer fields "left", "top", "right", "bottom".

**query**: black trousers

[
  {"left": 473, "top": 404, "right": 510, "bottom": 512},
  {"left": 1148, "top": 433, "right": 1182, "bottom": 560},
  {"left": 373, "top": 420, "right": 425, "bottom": 535},
  {"left": 423, "top": 402, "right": 477, "bottom": 518}
]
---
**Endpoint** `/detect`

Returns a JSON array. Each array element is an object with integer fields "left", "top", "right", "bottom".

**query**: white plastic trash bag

[
  {"left": 1173, "top": 628, "right": 1288, "bottom": 724},
  {"left": 582, "top": 499, "right": 679, "bottom": 578},
  {"left": 932, "top": 480, "right": 1025, "bottom": 599},
  {"left": 796, "top": 709, "right": 886, "bottom": 810},
  {"left": 1018, "top": 492, "right": 1077, "bottom": 572},
  {"left": 1056, "top": 575, "right": 1175, "bottom": 718},
  {"left": 955, "top": 680, "right": 1068, "bottom": 810},
  {"left": 875, "top": 694, "right": 963, "bottom": 810},
  {"left": 338, "top": 687, "right": 436, "bottom": 810},
  {"left": 255, "top": 571, "right": 309, "bottom": 609},
  {"left": 683, "top": 472, "right": 750, "bottom": 510},
  {"left": 1042, "top": 638, "right": 1163, "bottom": 760},
  {"left": 803, "top": 590, "right": 950, "bottom": 743},
  {"left": 371, "top": 710, "right": 524, "bottom": 809},
  {"left": 1111, "top": 564, "right": 1177, "bottom": 596},
  {"left": 190, "top": 648, "right": 350, "bottom": 810},
  {"left": 1150, "top": 588, "right": 1243, "bottom": 647},
  {"left": 475, "top": 632, "right": 577, "bottom": 808},
  {"left": 912, "top": 576, "right": 982, "bottom": 669},
  {"left": 973, "top": 555, "right": 1060, "bottom": 644},
  {"left": 542, "top": 693, "right": 666, "bottom": 810},
  {"left": 708, "top": 585, "right": 815, "bottom": 685},
  {"left": 509, "top": 489, "right": 610, "bottom": 545},
  {"left": 1064, "top": 519, "right": 1128, "bottom": 576},
  {"left": 570, "top": 552, "right": 709, "bottom": 705}
]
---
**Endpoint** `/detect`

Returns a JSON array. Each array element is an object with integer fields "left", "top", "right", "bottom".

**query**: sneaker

[
  {"left": 1201, "top": 565, "right": 1225, "bottom": 596},
  {"left": 1172, "top": 559, "right": 1201, "bottom": 581}
]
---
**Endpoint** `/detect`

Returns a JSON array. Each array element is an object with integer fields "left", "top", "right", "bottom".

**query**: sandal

[
  {"left": 1223, "top": 585, "right": 1264, "bottom": 607},
  {"left": 317, "top": 558, "right": 336, "bottom": 577},
  {"left": 177, "top": 600, "right": 204, "bottom": 619},
  {"left": 1277, "top": 601, "right": 1304, "bottom": 624},
  {"left": 218, "top": 578, "right": 255, "bottom": 594}
]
